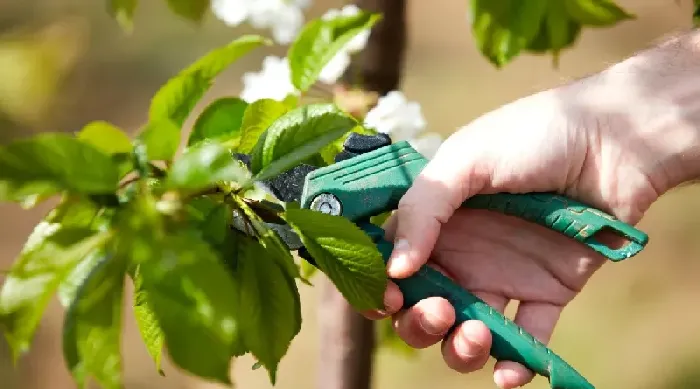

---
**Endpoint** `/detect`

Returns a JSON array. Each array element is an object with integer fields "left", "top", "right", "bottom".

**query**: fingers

[
  {"left": 441, "top": 320, "right": 491, "bottom": 373},
  {"left": 493, "top": 301, "right": 563, "bottom": 389},
  {"left": 387, "top": 147, "right": 488, "bottom": 279},
  {"left": 392, "top": 297, "right": 455, "bottom": 348},
  {"left": 360, "top": 280, "right": 403, "bottom": 320},
  {"left": 440, "top": 291, "right": 509, "bottom": 373}
]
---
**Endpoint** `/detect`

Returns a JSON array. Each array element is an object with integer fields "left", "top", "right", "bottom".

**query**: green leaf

[
  {"left": 233, "top": 197, "right": 301, "bottom": 280},
  {"left": 77, "top": 121, "right": 133, "bottom": 155},
  {"left": 525, "top": 2, "right": 582, "bottom": 66},
  {"left": 319, "top": 124, "right": 376, "bottom": 165},
  {"left": 165, "top": 0, "right": 210, "bottom": 23},
  {"left": 469, "top": 0, "right": 549, "bottom": 67},
  {"left": 299, "top": 259, "right": 318, "bottom": 281},
  {"left": 131, "top": 265, "right": 165, "bottom": 376},
  {"left": 0, "top": 225, "right": 111, "bottom": 360},
  {"left": 238, "top": 99, "right": 288, "bottom": 154},
  {"left": 149, "top": 35, "right": 269, "bottom": 127},
  {"left": 137, "top": 119, "right": 181, "bottom": 162},
  {"left": 138, "top": 230, "right": 245, "bottom": 384},
  {"left": 167, "top": 143, "right": 249, "bottom": 190},
  {"left": 45, "top": 195, "right": 101, "bottom": 228},
  {"left": 564, "top": 0, "right": 634, "bottom": 26},
  {"left": 188, "top": 97, "right": 248, "bottom": 148},
  {"left": 695, "top": 0, "right": 700, "bottom": 26},
  {"left": 0, "top": 133, "right": 120, "bottom": 203},
  {"left": 234, "top": 235, "right": 300, "bottom": 384},
  {"left": 108, "top": 0, "right": 138, "bottom": 32},
  {"left": 58, "top": 251, "right": 104, "bottom": 308},
  {"left": 63, "top": 253, "right": 126, "bottom": 389},
  {"left": 284, "top": 208, "right": 386, "bottom": 311},
  {"left": 288, "top": 12, "right": 381, "bottom": 92},
  {"left": 249, "top": 104, "right": 357, "bottom": 181}
]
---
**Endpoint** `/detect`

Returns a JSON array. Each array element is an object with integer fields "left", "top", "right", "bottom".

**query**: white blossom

[
  {"left": 240, "top": 56, "right": 297, "bottom": 102},
  {"left": 211, "top": 0, "right": 310, "bottom": 44},
  {"left": 363, "top": 91, "right": 427, "bottom": 141},
  {"left": 409, "top": 132, "right": 443, "bottom": 159}
]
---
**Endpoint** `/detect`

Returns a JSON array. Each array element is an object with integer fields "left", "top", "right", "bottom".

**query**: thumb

[{"left": 386, "top": 146, "right": 489, "bottom": 279}]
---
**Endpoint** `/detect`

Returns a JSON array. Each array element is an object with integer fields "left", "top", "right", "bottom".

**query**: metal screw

[{"left": 309, "top": 193, "right": 342, "bottom": 216}]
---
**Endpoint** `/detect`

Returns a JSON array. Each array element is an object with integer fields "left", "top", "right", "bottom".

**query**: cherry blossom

[
  {"left": 363, "top": 91, "right": 427, "bottom": 141},
  {"left": 211, "top": 0, "right": 310, "bottom": 44},
  {"left": 240, "top": 56, "right": 297, "bottom": 102}
]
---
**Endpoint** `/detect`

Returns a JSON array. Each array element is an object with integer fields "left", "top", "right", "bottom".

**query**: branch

[{"left": 318, "top": 1, "right": 408, "bottom": 389}]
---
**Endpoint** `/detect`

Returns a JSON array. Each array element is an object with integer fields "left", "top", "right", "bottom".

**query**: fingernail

[
  {"left": 383, "top": 285, "right": 402, "bottom": 313},
  {"left": 456, "top": 332, "right": 485, "bottom": 358},
  {"left": 387, "top": 239, "right": 411, "bottom": 276},
  {"left": 418, "top": 312, "right": 448, "bottom": 336}
]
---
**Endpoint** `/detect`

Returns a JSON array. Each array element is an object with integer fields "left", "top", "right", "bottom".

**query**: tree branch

[{"left": 318, "top": 1, "right": 408, "bottom": 389}]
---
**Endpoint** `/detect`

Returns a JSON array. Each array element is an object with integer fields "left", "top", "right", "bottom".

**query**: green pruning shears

[{"left": 234, "top": 132, "right": 649, "bottom": 389}]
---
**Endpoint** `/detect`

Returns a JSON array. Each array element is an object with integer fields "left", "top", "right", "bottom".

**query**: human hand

[{"left": 360, "top": 75, "right": 694, "bottom": 388}]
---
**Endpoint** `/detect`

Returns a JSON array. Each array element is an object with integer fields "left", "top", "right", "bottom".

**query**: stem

[{"left": 318, "top": 1, "right": 408, "bottom": 389}]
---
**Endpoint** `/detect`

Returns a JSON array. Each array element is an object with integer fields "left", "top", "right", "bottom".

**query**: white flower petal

[
  {"left": 363, "top": 91, "right": 426, "bottom": 140},
  {"left": 270, "top": 4, "right": 304, "bottom": 44},
  {"left": 211, "top": 0, "right": 250, "bottom": 26},
  {"left": 241, "top": 56, "right": 297, "bottom": 102}
]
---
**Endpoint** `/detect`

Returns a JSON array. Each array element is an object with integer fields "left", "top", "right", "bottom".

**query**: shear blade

[{"left": 230, "top": 153, "right": 317, "bottom": 251}]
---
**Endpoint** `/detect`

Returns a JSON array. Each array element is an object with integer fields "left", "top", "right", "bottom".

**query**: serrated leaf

[
  {"left": 165, "top": 0, "right": 210, "bottom": 23},
  {"left": 77, "top": 121, "right": 133, "bottom": 155},
  {"left": 238, "top": 99, "right": 288, "bottom": 154},
  {"left": 188, "top": 97, "right": 248, "bottom": 148},
  {"left": 149, "top": 35, "right": 269, "bottom": 127},
  {"left": 137, "top": 119, "right": 181, "bottom": 162},
  {"left": 0, "top": 133, "right": 120, "bottom": 204},
  {"left": 232, "top": 197, "right": 300, "bottom": 281},
  {"left": 564, "top": 0, "right": 634, "bottom": 26},
  {"left": 108, "top": 0, "right": 138, "bottom": 32},
  {"left": 284, "top": 208, "right": 386, "bottom": 311},
  {"left": 167, "top": 143, "right": 249, "bottom": 190},
  {"left": 0, "top": 225, "right": 111, "bottom": 360},
  {"left": 62, "top": 253, "right": 126, "bottom": 389},
  {"left": 249, "top": 104, "right": 357, "bottom": 181},
  {"left": 469, "top": 0, "right": 549, "bottom": 67},
  {"left": 131, "top": 265, "right": 165, "bottom": 375},
  {"left": 234, "top": 236, "right": 300, "bottom": 384},
  {"left": 138, "top": 230, "right": 245, "bottom": 384},
  {"left": 288, "top": 12, "right": 381, "bottom": 92}
]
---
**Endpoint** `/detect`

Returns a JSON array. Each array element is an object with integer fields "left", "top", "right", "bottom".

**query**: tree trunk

[{"left": 317, "top": 1, "right": 407, "bottom": 389}]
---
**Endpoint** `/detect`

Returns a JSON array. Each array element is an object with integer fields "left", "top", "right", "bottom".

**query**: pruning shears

[{"left": 233, "top": 132, "right": 649, "bottom": 389}]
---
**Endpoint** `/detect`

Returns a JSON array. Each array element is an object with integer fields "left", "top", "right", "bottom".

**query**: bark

[{"left": 317, "top": 1, "right": 407, "bottom": 389}]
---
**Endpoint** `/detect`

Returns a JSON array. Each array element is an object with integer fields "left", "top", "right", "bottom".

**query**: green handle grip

[
  {"left": 463, "top": 192, "right": 648, "bottom": 261},
  {"left": 361, "top": 223, "right": 594, "bottom": 389}
]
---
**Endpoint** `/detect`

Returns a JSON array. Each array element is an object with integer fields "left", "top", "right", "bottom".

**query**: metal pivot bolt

[{"left": 310, "top": 193, "right": 342, "bottom": 216}]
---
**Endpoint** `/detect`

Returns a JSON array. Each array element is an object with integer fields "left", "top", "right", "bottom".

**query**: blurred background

[{"left": 1, "top": 0, "right": 700, "bottom": 388}]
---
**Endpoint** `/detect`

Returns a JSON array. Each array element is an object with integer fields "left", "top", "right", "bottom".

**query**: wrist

[{"left": 567, "top": 30, "right": 700, "bottom": 193}]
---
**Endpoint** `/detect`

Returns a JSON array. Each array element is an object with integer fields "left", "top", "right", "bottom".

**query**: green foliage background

[{"left": 0, "top": 1, "right": 700, "bottom": 389}]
